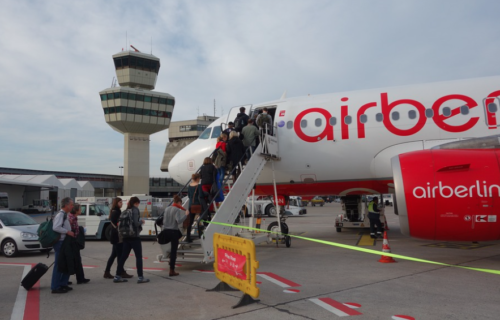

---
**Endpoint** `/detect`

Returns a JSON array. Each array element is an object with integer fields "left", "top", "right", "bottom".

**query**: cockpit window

[
  {"left": 211, "top": 126, "right": 221, "bottom": 139},
  {"left": 199, "top": 128, "right": 211, "bottom": 140}
]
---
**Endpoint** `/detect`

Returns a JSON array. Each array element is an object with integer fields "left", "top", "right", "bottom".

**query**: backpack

[
  {"left": 118, "top": 209, "right": 136, "bottom": 238},
  {"left": 234, "top": 114, "right": 249, "bottom": 132},
  {"left": 37, "top": 212, "right": 67, "bottom": 248},
  {"left": 257, "top": 113, "right": 267, "bottom": 128}
]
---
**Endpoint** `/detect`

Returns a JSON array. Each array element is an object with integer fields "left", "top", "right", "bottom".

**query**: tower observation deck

[{"left": 99, "top": 49, "right": 174, "bottom": 195}]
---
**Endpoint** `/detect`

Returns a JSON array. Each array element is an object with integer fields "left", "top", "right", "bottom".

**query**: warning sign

[
  {"left": 475, "top": 215, "right": 487, "bottom": 223},
  {"left": 217, "top": 248, "right": 247, "bottom": 280},
  {"left": 464, "top": 215, "right": 471, "bottom": 222},
  {"left": 488, "top": 215, "right": 497, "bottom": 222}
]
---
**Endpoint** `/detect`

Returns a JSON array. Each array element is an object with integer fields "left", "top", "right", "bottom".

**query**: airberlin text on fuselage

[
  {"left": 413, "top": 181, "right": 500, "bottom": 199},
  {"left": 294, "top": 90, "right": 500, "bottom": 142}
]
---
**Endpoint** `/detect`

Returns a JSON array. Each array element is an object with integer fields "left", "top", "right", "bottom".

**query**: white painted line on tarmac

[
  {"left": 10, "top": 265, "right": 31, "bottom": 320},
  {"left": 309, "top": 298, "right": 363, "bottom": 317}
]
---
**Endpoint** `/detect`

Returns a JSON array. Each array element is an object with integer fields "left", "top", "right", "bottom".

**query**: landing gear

[{"left": 266, "top": 207, "right": 291, "bottom": 247}]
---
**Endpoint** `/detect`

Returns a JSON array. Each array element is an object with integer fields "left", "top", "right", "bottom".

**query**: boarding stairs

[{"left": 158, "top": 128, "right": 280, "bottom": 264}]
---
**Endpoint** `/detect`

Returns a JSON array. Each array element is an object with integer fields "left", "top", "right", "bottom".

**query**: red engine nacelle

[{"left": 391, "top": 149, "right": 500, "bottom": 241}]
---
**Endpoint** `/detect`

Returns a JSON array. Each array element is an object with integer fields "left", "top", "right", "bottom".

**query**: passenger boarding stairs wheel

[{"left": 266, "top": 208, "right": 291, "bottom": 247}]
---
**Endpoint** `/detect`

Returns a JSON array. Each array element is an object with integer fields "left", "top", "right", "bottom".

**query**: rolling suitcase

[{"left": 21, "top": 262, "right": 54, "bottom": 290}]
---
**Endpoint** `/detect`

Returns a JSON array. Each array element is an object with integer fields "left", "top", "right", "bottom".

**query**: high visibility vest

[{"left": 368, "top": 201, "right": 378, "bottom": 213}]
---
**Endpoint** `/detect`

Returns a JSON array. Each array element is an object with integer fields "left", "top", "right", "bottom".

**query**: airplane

[{"left": 168, "top": 76, "right": 500, "bottom": 242}]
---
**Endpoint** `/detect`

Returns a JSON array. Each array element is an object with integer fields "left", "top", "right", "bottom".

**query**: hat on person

[{"left": 228, "top": 122, "right": 234, "bottom": 126}]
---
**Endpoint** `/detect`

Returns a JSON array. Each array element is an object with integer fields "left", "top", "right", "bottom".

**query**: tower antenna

[
  {"left": 126, "top": 31, "right": 127, "bottom": 51},
  {"left": 151, "top": 36, "right": 152, "bottom": 54}
]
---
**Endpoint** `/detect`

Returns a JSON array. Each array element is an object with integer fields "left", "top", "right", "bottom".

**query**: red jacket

[{"left": 216, "top": 141, "right": 226, "bottom": 152}]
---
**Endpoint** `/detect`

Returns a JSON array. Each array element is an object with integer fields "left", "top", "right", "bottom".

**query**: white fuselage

[{"left": 168, "top": 76, "right": 500, "bottom": 196}]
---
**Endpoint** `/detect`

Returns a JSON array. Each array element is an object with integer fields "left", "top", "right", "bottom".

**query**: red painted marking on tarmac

[
  {"left": 392, "top": 316, "right": 415, "bottom": 320},
  {"left": 283, "top": 289, "right": 300, "bottom": 293},
  {"left": 344, "top": 302, "right": 362, "bottom": 309},
  {"left": 319, "top": 298, "right": 363, "bottom": 316},
  {"left": 82, "top": 265, "right": 98, "bottom": 268},
  {"left": 192, "top": 270, "right": 214, "bottom": 273},
  {"left": 24, "top": 264, "right": 40, "bottom": 320},
  {"left": 256, "top": 281, "right": 262, "bottom": 284},
  {"left": 257, "top": 272, "right": 301, "bottom": 287}
]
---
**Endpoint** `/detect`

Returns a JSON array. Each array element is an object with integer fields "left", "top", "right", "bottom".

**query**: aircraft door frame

[{"left": 483, "top": 96, "right": 500, "bottom": 128}]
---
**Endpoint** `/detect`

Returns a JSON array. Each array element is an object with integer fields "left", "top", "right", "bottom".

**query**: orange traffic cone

[{"left": 378, "top": 231, "right": 397, "bottom": 263}]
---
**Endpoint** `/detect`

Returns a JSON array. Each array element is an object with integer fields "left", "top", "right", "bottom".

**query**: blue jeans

[
  {"left": 116, "top": 238, "right": 143, "bottom": 277},
  {"left": 51, "top": 241, "right": 70, "bottom": 290}
]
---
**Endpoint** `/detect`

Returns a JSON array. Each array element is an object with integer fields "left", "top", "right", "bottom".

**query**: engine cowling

[{"left": 391, "top": 149, "right": 500, "bottom": 241}]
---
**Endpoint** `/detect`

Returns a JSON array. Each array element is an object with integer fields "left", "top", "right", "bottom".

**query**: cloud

[{"left": 1, "top": 0, "right": 500, "bottom": 178}]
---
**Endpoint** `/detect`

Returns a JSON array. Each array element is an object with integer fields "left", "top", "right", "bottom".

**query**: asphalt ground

[{"left": 1, "top": 203, "right": 500, "bottom": 320}]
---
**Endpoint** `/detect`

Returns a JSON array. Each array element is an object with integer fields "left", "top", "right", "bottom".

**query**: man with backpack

[
  {"left": 257, "top": 107, "right": 273, "bottom": 134},
  {"left": 50, "top": 197, "right": 75, "bottom": 294},
  {"left": 234, "top": 107, "right": 249, "bottom": 132}
]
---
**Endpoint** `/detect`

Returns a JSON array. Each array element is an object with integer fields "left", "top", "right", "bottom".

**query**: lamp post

[{"left": 119, "top": 166, "right": 124, "bottom": 175}]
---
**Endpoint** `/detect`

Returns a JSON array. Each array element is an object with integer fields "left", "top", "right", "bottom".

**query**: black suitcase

[{"left": 21, "top": 262, "right": 54, "bottom": 290}]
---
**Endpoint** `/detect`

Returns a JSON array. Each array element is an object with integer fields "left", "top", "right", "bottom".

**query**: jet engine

[{"left": 391, "top": 149, "right": 500, "bottom": 241}]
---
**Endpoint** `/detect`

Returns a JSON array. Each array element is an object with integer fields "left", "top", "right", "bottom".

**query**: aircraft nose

[{"left": 168, "top": 149, "right": 189, "bottom": 185}]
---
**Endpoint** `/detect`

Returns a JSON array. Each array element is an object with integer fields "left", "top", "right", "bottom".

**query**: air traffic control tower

[{"left": 99, "top": 49, "right": 174, "bottom": 195}]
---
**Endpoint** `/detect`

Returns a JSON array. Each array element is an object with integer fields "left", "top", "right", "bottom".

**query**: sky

[{"left": 1, "top": 0, "right": 500, "bottom": 177}]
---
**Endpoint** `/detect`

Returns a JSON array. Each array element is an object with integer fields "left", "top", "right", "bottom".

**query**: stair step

[{"left": 177, "top": 249, "right": 204, "bottom": 254}]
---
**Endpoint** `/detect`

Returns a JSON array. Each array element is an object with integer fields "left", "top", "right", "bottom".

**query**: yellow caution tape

[{"left": 202, "top": 220, "right": 500, "bottom": 275}]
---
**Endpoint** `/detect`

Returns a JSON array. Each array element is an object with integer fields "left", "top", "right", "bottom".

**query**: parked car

[
  {"left": 311, "top": 196, "right": 325, "bottom": 207},
  {"left": 0, "top": 210, "right": 49, "bottom": 257}
]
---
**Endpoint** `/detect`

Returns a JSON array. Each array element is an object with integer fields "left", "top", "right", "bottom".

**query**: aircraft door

[
  {"left": 483, "top": 96, "right": 500, "bottom": 128},
  {"left": 224, "top": 104, "right": 252, "bottom": 129}
]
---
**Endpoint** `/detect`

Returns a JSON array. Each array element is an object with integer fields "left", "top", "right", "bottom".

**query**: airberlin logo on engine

[
  {"left": 294, "top": 90, "right": 500, "bottom": 142},
  {"left": 413, "top": 181, "right": 500, "bottom": 199}
]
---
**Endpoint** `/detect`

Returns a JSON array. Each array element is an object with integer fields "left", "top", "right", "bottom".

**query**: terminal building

[{"left": 160, "top": 115, "right": 218, "bottom": 172}]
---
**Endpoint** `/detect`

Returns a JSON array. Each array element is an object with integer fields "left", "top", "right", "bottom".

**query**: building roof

[
  {"left": 0, "top": 176, "right": 54, "bottom": 188},
  {"left": 77, "top": 181, "right": 94, "bottom": 191},
  {"left": 59, "top": 179, "right": 82, "bottom": 190}
]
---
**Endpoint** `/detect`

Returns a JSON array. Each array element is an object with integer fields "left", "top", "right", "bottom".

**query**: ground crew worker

[{"left": 368, "top": 197, "right": 383, "bottom": 239}]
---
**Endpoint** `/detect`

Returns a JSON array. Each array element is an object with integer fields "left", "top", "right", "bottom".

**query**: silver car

[{"left": 0, "top": 210, "right": 48, "bottom": 257}]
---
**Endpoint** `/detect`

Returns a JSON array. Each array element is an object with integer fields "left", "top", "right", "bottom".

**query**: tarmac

[{"left": 1, "top": 203, "right": 500, "bottom": 320}]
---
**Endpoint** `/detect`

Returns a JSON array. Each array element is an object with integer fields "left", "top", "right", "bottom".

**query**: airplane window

[
  {"left": 443, "top": 107, "right": 451, "bottom": 117},
  {"left": 199, "top": 128, "right": 212, "bottom": 140},
  {"left": 360, "top": 114, "right": 367, "bottom": 124},
  {"left": 488, "top": 103, "right": 498, "bottom": 113},
  {"left": 211, "top": 126, "right": 221, "bottom": 138},
  {"left": 460, "top": 105, "right": 469, "bottom": 115},
  {"left": 301, "top": 120, "right": 307, "bottom": 128},
  {"left": 315, "top": 118, "right": 322, "bottom": 127},
  {"left": 392, "top": 112, "right": 399, "bottom": 121},
  {"left": 329, "top": 117, "right": 336, "bottom": 126},
  {"left": 344, "top": 115, "right": 352, "bottom": 125},
  {"left": 408, "top": 110, "right": 416, "bottom": 119},
  {"left": 286, "top": 121, "right": 293, "bottom": 129},
  {"left": 376, "top": 113, "right": 383, "bottom": 122},
  {"left": 425, "top": 109, "right": 434, "bottom": 118}
]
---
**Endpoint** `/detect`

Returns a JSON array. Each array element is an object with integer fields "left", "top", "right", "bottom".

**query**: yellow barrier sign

[{"left": 211, "top": 233, "right": 260, "bottom": 306}]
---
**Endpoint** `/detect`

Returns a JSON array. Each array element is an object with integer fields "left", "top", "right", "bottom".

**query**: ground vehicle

[
  {"left": 242, "top": 196, "right": 305, "bottom": 217},
  {"left": 21, "top": 199, "right": 51, "bottom": 214},
  {"left": 310, "top": 196, "right": 325, "bottom": 207},
  {"left": 77, "top": 195, "right": 171, "bottom": 240},
  {"left": 335, "top": 195, "right": 386, "bottom": 232},
  {"left": 0, "top": 210, "right": 48, "bottom": 257}
]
